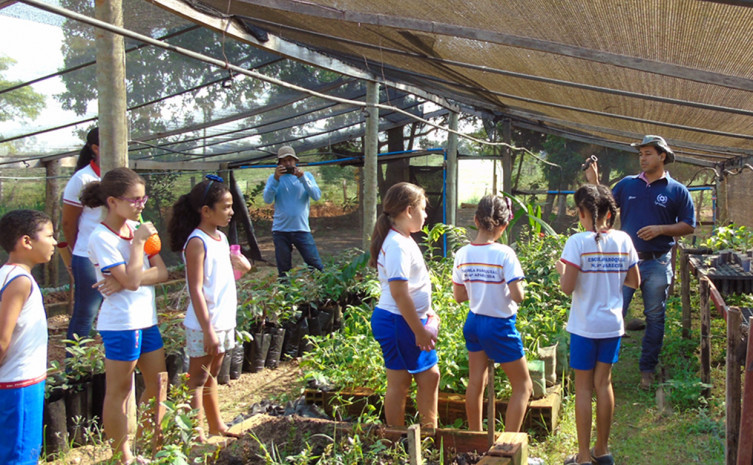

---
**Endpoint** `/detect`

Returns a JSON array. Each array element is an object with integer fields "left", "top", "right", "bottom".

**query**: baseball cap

[
  {"left": 631, "top": 135, "right": 674, "bottom": 164},
  {"left": 277, "top": 145, "right": 299, "bottom": 160}
]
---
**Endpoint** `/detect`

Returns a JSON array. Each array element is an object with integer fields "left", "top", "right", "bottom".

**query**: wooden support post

[
  {"left": 44, "top": 159, "right": 62, "bottom": 287},
  {"left": 95, "top": 0, "right": 128, "bottom": 173},
  {"left": 407, "top": 424, "right": 421, "bottom": 465},
  {"left": 680, "top": 247, "right": 692, "bottom": 339},
  {"left": 152, "top": 372, "right": 169, "bottom": 452},
  {"left": 362, "top": 81, "right": 379, "bottom": 250},
  {"left": 737, "top": 316, "right": 753, "bottom": 465},
  {"left": 487, "top": 359, "right": 496, "bottom": 448},
  {"left": 727, "top": 308, "right": 742, "bottom": 465},
  {"left": 446, "top": 112, "right": 458, "bottom": 227},
  {"left": 700, "top": 277, "right": 711, "bottom": 396}
]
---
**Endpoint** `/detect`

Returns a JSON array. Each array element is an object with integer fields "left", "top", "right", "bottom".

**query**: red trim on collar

[
  {"left": 101, "top": 222, "right": 133, "bottom": 240},
  {"left": 90, "top": 160, "right": 101, "bottom": 177}
]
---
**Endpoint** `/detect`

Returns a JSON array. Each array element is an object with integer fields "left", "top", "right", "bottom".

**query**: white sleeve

[
  {"left": 503, "top": 250, "right": 525, "bottom": 283},
  {"left": 561, "top": 235, "right": 582, "bottom": 269},
  {"left": 383, "top": 241, "right": 410, "bottom": 282},
  {"left": 62, "top": 174, "right": 85, "bottom": 206},
  {"left": 452, "top": 250, "right": 463, "bottom": 285},
  {"left": 89, "top": 232, "right": 126, "bottom": 273}
]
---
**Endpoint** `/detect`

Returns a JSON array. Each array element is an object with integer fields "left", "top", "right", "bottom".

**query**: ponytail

[
  {"left": 75, "top": 127, "right": 99, "bottom": 172},
  {"left": 168, "top": 193, "right": 202, "bottom": 252},
  {"left": 80, "top": 181, "right": 105, "bottom": 208},
  {"left": 368, "top": 213, "right": 393, "bottom": 268},
  {"left": 368, "top": 182, "right": 425, "bottom": 268}
]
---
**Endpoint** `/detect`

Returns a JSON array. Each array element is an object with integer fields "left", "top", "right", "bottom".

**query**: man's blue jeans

[
  {"left": 272, "top": 231, "right": 324, "bottom": 277},
  {"left": 66, "top": 254, "right": 103, "bottom": 343},
  {"left": 622, "top": 252, "right": 673, "bottom": 373}
]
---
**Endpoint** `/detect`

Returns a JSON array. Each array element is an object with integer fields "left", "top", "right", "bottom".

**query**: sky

[{"left": 1, "top": 2, "right": 85, "bottom": 154}]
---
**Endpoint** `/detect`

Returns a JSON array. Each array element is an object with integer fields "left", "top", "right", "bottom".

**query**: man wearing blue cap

[{"left": 586, "top": 135, "right": 695, "bottom": 390}]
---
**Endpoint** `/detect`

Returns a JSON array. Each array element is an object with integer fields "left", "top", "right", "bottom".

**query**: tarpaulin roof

[{"left": 159, "top": 0, "right": 753, "bottom": 167}]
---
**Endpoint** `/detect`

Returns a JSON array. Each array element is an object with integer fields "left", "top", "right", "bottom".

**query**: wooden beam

[
  {"left": 680, "top": 248, "right": 692, "bottom": 339},
  {"left": 362, "top": 81, "right": 378, "bottom": 250},
  {"left": 150, "top": 0, "right": 460, "bottom": 112},
  {"left": 445, "top": 112, "right": 458, "bottom": 226},
  {"left": 231, "top": 16, "right": 753, "bottom": 119},
  {"left": 226, "top": 0, "right": 753, "bottom": 93},
  {"left": 129, "top": 159, "right": 221, "bottom": 171}
]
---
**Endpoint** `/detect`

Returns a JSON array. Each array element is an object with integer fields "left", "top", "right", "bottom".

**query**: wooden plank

[
  {"left": 709, "top": 279, "right": 729, "bottom": 321},
  {"left": 436, "top": 428, "right": 497, "bottom": 457},
  {"left": 700, "top": 277, "right": 712, "bottom": 395},
  {"left": 488, "top": 432, "right": 528, "bottom": 465},
  {"left": 487, "top": 359, "right": 495, "bottom": 448},
  {"left": 129, "top": 159, "right": 221, "bottom": 171},
  {"left": 738, "top": 316, "right": 753, "bottom": 465},
  {"left": 681, "top": 248, "right": 692, "bottom": 339},
  {"left": 407, "top": 424, "right": 421, "bottom": 465},
  {"left": 727, "top": 309, "right": 742, "bottom": 465},
  {"left": 477, "top": 457, "right": 512, "bottom": 465}
]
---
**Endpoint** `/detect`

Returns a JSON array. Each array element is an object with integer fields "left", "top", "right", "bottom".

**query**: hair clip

[
  {"left": 504, "top": 196, "right": 514, "bottom": 221},
  {"left": 201, "top": 174, "right": 225, "bottom": 205}
]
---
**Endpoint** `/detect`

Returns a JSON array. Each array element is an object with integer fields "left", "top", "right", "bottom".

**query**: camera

[
  {"left": 285, "top": 166, "right": 296, "bottom": 174},
  {"left": 580, "top": 154, "right": 598, "bottom": 171}
]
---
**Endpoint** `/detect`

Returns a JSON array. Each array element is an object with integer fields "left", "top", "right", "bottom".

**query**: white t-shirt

[
  {"left": 452, "top": 242, "right": 525, "bottom": 318},
  {"left": 62, "top": 163, "right": 103, "bottom": 257},
  {"left": 182, "top": 229, "right": 238, "bottom": 332},
  {"left": 0, "top": 265, "right": 47, "bottom": 386},
  {"left": 88, "top": 221, "right": 157, "bottom": 331},
  {"left": 560, "top": 230, "right": 639, "bottom": 338},
  {"left": 376, "top": 228, "right": 432, "bottom": 318}
]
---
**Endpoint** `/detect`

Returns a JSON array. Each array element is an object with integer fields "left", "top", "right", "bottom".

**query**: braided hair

[
  {"left": 573, "top": 184, "right": 603, "bottom": 243},
  {"left": 474, "top": 194, "right": 514, "bottom": 232}
]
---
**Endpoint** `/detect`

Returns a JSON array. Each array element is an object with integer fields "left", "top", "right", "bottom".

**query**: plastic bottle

[
  {"left": 425, "top": 313, "right": 440, "bottom": 341},
  {"left": 136, "top": 219, "right": 161, "bottom": 255},
  {"left": 230, "top": 244, "right": 242, "bottom": 280}
]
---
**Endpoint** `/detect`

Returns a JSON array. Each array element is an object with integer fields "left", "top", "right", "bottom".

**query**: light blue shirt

[{"left": 263, "top": 172, "right": 321, "bottom": 232}]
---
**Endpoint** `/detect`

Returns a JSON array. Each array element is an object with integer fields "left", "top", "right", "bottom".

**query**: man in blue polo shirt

[
  {"left": 586, "top": 135, "right": 695, "bottom": 390},
  {"left": 263, "top": 145, "right": 324, "bottom": 277}
]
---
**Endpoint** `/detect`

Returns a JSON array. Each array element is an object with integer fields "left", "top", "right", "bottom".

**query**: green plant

[{"left": 700, "top": 224, "right": 753, "bottom": 251}]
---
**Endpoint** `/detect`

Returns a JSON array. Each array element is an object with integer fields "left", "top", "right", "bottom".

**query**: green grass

[{"left": 528, "top": 291, "right": 725, "bottom": 464}]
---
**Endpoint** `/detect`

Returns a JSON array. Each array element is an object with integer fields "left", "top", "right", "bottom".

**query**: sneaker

[
  {"left": 640, "top": 371, "right": 654, "bottom": 390},
  {"left": 590, "top": 448, "right": 615, "bottom": 465},
  {"left": 625, "top": 318, "right": 646, "bottom": 331}
]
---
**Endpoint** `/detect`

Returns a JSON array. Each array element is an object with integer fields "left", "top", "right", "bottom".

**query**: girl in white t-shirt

[
  {"left": 556, "top": 184, "right": 640, "bottom": 465},
  {"left": 81, "top": 167, "right": 168, "bottom": 464},
  {"left": 368, "top": 182, "right": 440, "bottom": 428},
  {"left": 452, "top": 194, "right": 532, "bottom": 432},
  {"left": 167, "top": 175, "right": 251, "bottom": 441}
]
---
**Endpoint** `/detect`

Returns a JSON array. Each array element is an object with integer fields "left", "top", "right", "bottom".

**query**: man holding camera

[
  {"left": 585, "top": 135, "right": 695, "bottom": 390},
  {"left": 263, "top": 145, "right": 324, "bottom": 277}
]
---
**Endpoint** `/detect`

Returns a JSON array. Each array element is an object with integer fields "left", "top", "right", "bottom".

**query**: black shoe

[{"left": 590, "top": 448, "right": 615, "bottom": 465}]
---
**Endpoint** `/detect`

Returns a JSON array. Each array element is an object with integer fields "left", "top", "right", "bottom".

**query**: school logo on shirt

[{"left": 655, "top": 194, "right": 668, "bottom": 208}]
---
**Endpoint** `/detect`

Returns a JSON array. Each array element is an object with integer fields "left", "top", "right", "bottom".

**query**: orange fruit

[{"left": 144, "top": 234, "right": 162, "bottom": 255}]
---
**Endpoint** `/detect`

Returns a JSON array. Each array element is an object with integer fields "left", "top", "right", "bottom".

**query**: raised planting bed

[
  {"left": 303, "top": 384, "right": 562, "bottom": 435},
  {"left": 213, "top": 414, "right": 528, "bottom": 465}
]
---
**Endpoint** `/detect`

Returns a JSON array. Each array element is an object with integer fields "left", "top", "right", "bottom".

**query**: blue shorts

[
  {"left": 0, "top": 379, "right": 44, "bottom": 465},
  {"left": 464, "top": 311, "right": 525, "bottom": 363},
  {"left": 370, "top": 307, "right": 438, "bottom": 374},
  {"left": 569, "top": 333, "right": 621, "bottom": 370},
  {"left": 100, "top": 325, "right": 164, "bottom": 362}
]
